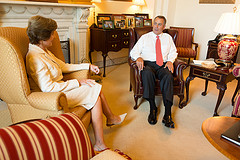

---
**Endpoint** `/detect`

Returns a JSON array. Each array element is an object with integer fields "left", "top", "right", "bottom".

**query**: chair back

[
  {"left": 170, "top": 26, "right": 194, "bottom": 48},
  {"left": 0, "top": 27, "right": 65, "bottom": 104},
  {"left": 129, "top": 27, "right": 178, "bottom": 52},
  {"left": 0, "top": 27, "right": 30, "bottom": 104}
]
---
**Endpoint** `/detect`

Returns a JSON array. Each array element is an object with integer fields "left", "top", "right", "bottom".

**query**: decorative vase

[{"left": 218, "top": 38, "right": 238, "bottom": 61}]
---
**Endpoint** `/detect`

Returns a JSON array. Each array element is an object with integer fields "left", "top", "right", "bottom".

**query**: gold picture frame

[{"left": 199, "top": 0, "right": 235, "bottom": 4}]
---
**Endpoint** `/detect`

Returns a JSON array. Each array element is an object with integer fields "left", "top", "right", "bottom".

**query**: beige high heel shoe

[{"left": 106, "top": 113, "right": 127, "bottom": 127}]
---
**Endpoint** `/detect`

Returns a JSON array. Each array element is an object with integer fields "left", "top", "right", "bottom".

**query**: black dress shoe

[
  {"left": 148, "top": 109, "right": 157, "bottom": 125},
  {"left": 162, "top": 115, "right": 175, "bottom": 128}
]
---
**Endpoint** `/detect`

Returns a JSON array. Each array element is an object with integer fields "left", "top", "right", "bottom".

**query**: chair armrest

[
  {"left": 27, "top": 92, "right": 68, "bottom": 112},
  {"left": 63, "top": 69, "right": 90, "bottom": 81},
  {"left": 192, "top": 42, "right": 199, "bottom": 51},
  {"left": 130, "top": 60, "right": 141, "bottom": 80},
  {"left": 130, "top": 59, "right": 187, "bottom": 81},
  {"left": 173, "top": 59, "right": 188, "bottom": 81}
]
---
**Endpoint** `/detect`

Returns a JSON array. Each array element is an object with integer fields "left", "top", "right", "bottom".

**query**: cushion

[
  {"left": 0, "top": 113, "right": 94, "bottom": 160},
  {"left": 91, "top": 149, "right": 132, "bottom": 160},
  {"left": 177, "top": 47, "right": 196, "bottom": 57}
]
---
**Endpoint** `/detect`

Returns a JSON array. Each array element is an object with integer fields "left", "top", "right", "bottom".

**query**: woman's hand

[
  {"left": 78, "top": 79, "right": 96, "bottom": 87},
  {"left": 90, "top": 64, "right": 100, "bottom": 74}
]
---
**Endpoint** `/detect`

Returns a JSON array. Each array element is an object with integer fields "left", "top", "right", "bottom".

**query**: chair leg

[
  {"left": 178, "top": 95, "right": 185, "bottom": 109},
  {"left": 187, "top": 58, "right": 190, "bottom": 65},
  {"left": 134, "top": 95, "right": 139, "bottom": 110}
]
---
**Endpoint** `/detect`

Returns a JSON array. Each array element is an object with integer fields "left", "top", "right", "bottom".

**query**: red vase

[{"left": 218, "top": 38, "right": 238, "bottom": 61}]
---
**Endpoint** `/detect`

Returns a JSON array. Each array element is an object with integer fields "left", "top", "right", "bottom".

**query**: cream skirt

[{"left": 64, "top": 82, "right": 102, "bottom": 110}]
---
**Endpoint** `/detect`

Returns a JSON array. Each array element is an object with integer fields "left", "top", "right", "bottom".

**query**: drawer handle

[
  {"left": 124, "top": 41, "right": 129, "bottom": 45},
  {"left": 203, "top": 72, "right": 210, "bottom": 77},
  {"left": 111, "top": 44, "right": 117, "bottom": 48},
  {"left": 124, "top": 32, "right": 129, "bottom": 36},
  {"left": 112, "top": 35, "right": 118, "bottom": 38}
]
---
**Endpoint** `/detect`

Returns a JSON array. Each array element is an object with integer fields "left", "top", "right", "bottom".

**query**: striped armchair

[
  {"left": 0, "top": 113, "right": 132, "bottom": 160},
  {"left": 0, "top": 27, "right": 91, "bottom": 127},
  {"left": 170, "top": 26, "right": 199, "bottom": 64}
]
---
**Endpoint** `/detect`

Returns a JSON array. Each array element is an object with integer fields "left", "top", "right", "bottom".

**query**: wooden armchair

[
  {"left": 128, "top": 27, "right": 188, "bottom": 109},
  {"left": 0, "top": 27, "right": 91, "bottom": 127},
  {"left": 170, "top": 26, "right": 199, "bottom": 64}
]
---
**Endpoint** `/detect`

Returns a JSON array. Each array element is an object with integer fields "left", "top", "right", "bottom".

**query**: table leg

[
  {"left": 214, "top": 83, "right": 226, "bottom": 116},
  {"left": 181, "top": 76, "right": 194, "bottom": 107},
  {"left": 232, "top": 78, "right": 240, "bottom": 106},
  {"left": 102, "top": 53, "right": 107, "bottom": 77},
  {"left": 202, "top": 79, "right": 208, "bottom": 96}
]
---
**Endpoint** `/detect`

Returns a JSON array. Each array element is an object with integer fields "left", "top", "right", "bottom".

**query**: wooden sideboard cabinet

[
  {"left": 206, "top": 40, "right": 239, "bottom": 63},
  {"left": 89, "top": 28, "right": 130, "bottom": 77}
]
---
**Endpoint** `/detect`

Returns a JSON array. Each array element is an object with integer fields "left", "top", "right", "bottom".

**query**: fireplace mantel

[{"left": 0, "top": 1, "right": 94, "bottom": 64}]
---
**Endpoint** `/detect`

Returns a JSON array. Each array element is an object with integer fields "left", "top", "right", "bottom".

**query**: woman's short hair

[{"left": 27, "top": 15, "right": 57, "bottom": 44}]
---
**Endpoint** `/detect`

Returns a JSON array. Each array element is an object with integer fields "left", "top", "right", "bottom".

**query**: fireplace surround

[{"left": 0, "top": 1, "right": 93, "bottom": 64}]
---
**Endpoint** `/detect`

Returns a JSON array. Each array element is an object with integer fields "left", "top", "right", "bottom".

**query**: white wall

[{"left": 167, "top": 0, "right": 240, "bottom": 60}]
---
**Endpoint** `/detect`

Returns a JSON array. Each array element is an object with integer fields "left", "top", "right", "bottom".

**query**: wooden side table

[
  {"left": 202, "top": 116, "right": 240, "bottom": 160},
  {"left": 89, "top": 27, "right": 129, "bottom": 77},
  {"left": 183, "top": 63, "right": 240, "bottom": 116}
]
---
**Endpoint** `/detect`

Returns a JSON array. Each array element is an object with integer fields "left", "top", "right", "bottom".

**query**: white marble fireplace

[{"left": 0, "top": 1, "right": 93, "bottom": 64}]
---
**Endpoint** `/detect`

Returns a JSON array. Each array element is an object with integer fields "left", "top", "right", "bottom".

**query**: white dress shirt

[
  {"left": 26, "top": 44, "right": 101, "bottom": 109},
  {"left": 130, "top": 31, "right": 178, "bottom": 63}
]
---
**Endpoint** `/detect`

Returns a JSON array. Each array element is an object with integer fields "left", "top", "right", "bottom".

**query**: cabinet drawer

[
  {"left": 122, "top": 39, "right": 129, "bottom": 48},
  {"left": 193, "top": 68, "right": 221, "bottom": 82},
  {"left": 122, "top": 31, "right": 129, "bottom": 38},
  {"left": 108, "top": 32, "right": 121, "bottom": 41},
  {"left": 108, "top": 41, "right": 121, "bottom": 51}
]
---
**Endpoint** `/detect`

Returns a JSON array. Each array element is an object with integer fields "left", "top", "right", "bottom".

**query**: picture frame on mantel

[{"left": 199, "top": 0, "right": 235, "bottom": 4}]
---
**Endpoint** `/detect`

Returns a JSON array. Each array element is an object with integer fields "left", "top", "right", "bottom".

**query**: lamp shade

[
  {"left": 214, "top": 12, "right": 240, "bottom": 35},
  {"left": 133, "top": 0, "right": 145, "bottom": 6}
]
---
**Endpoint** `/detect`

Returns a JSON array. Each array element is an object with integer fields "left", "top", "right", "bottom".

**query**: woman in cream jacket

[{"left": 26, "top": 15, "right": 127, "bottom": 152}]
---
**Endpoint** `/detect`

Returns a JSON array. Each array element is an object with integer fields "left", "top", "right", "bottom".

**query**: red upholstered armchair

[
  {"left": 170, "top": 26, "right": 199, "bottom": 64},
  {"left": 128, "top": 27, "right": 188, "bottom": 109}
]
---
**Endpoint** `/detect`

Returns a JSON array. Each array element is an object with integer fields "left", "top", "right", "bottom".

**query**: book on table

[{"left": 221, "top": 121, "right": 240, "bottom": 146}]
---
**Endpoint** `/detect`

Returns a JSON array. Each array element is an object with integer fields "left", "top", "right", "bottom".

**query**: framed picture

[
  {"left": 102, "top": 20, "right": 115, "bottom": 29},
  {"left": 143, "top": 19, "right": 152, "bottom": 27},
  {"left": 199, "top": 0, "right": 235, "bottom": 3},
  {"left": 135, "top": 13, "right": 149, "bottom": 19},
  {"left": 124, "top": 14, "right": 135, "bottom": 28},
  {"left": 116, "top": 20, "right": 126, "bottom": 29},
  {"left": 97, "top": 16, "right": 111, "bottom": 28},
  {"left": 135, "top": 17, "right": 143, "bottom": 27},
  {"left": 112, "top": 14, "right": 125, "bottom": 28}
]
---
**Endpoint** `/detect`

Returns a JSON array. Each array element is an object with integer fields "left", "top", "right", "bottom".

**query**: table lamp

[{"left": 214, "top": 10, "right": 240, "bottom": 67}]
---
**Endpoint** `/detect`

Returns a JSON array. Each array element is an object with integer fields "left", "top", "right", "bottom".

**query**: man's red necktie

[{"left": 156, "top": 35, "right": 163, "bottom": 66}]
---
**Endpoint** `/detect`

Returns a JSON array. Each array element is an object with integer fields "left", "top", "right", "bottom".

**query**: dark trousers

[{"left": 141, "top": 61, "right": 173, "bottom": 114}]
